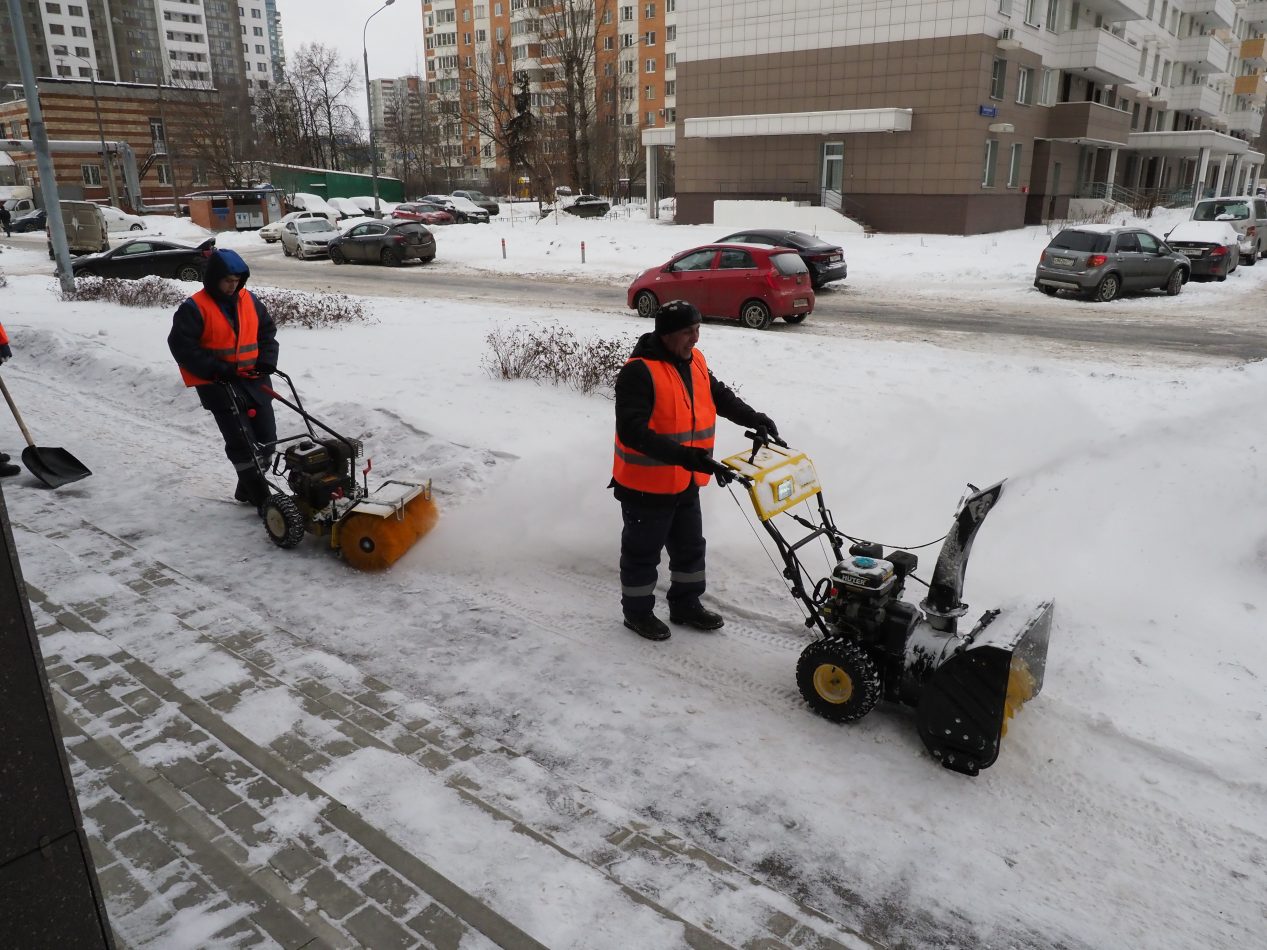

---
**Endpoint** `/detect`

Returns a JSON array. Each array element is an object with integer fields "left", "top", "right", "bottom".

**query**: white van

[
  {"left": 46, "top": 200, "right": 109, "bottom": 257},
  {"left": 1191, "top": 195, "right": 1267, "bottom": 265}
]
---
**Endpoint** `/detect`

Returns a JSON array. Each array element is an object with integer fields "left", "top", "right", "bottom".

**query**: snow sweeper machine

[
  {"left": 228, "top": 371, "right": 438, "bottom": 570},
  {"left": 720, "top": 431, "right": 1053, "bottom": 776}
]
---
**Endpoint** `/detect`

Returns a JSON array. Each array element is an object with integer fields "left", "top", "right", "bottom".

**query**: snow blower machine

[
  {"left": 228, "top": 371, "right": 437, "bottom": 570},
  {"left": 720, "top": 431, "right": 1053, "bottom": 776}
]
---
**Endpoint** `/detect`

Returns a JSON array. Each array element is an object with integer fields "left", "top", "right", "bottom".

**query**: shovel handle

[{"left": 0, "top": 374, "right": 36, "bottom": 448}]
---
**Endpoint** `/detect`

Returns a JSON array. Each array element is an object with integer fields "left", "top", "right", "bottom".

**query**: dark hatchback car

[
  {"left": 328, "top": 220, "right": 435, "bottom": 266},
  {"left": 563, "top": 194, "right": 611, "bottom": 218},
  {"left": 1034, "top": 226, "right": 1189, "bottom": 302},
  {"left": 71, "top": 237, "right": 216, "bottom": 281},
  {"left": 716, "top": 229, "right": 847, "bottom": 289},
  {"left": 10, "top": 208, "right": 47, "bottom": 233}
]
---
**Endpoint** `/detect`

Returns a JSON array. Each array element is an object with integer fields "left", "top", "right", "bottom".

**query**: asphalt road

[{"left": 237, "top": 249, "right": 1267, "bottom": 362}]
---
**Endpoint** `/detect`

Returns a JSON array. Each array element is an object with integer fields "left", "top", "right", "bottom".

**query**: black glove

[
  {"left": 215, "top": 361, "right": 239, "bottom": 381},
  {"left": 753, "top": 413, "right": 780, "bottom": 441},
  {"left": 0, "top": 343, "right": 11, "bottom": 363},
  {"left": 253, "top": 362, "right": 276, "bottom": 376},
  {"left": 683, "top": 447, "right": 735, "bottom": 486}
]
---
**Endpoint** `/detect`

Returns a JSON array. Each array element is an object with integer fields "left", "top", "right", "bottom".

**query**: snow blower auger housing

[
  {"left": 229, "top": 371, "right": 437, "bottom": 570},
  {"left": 721, "top": 436, "right": 1054, "bottom": 776}
]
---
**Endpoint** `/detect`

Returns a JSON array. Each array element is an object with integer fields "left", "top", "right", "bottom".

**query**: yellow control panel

[{"left": 720, "top": 444, "right": 822, "bottom": 521}]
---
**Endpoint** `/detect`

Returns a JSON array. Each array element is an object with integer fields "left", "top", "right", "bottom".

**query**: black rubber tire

[
  {"left": 282, "top": 243, "right": 293, "bottom": 257},
  {"left": 1092, "top": 274, "right": 1120, "bottom": 302},
  {"left": 1217, "top": 274, "right": 1227, "bottom": 282},
  {"left": 796, "top": 639, "right": 881, "bottom": 723},
  {"left": 1243, "top": 253, "right": 1256, "bottom": 267},
  {"left": 262, "top": 493, "right": 306, "bottom": 549},
  {"left": 129, "top": 223, "right": 143, "bottom": 231},
  {"left": 76, "top": 268, "right": 97, "bottom": 278},
  {"left": 783, "top": 313, "right": 807, "bottom": 324},
  {"left": 634, "top": 290, "right": 658, "bottom": 319},
  {"left": 330, "top": 246, "right": 346, "bottom": 265},
  {"left": 739, "top": 299, "right": 772, "bottom": 329},
  {"left": 1165, "top": 268, "right": 1184, "bottom": 296},
  {"left": 421, "top": 254, "right": 435, "bottom": 263},
  {"left": 380, "top": 247, "right": 402, "bottom": 266},
  {"left": 1040, "top": 286, "right": 1058, "bottom": 296},
  {"left": 175, "top": 264, "right": 201, "bottom": 282}
]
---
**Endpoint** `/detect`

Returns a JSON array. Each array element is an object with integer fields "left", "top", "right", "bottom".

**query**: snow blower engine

[
  {"left": 228, "top": 371, "right": 438, "bottom": 570},
  {"left": 721, "top": 433, "right": 1053, "bottom": 776}
]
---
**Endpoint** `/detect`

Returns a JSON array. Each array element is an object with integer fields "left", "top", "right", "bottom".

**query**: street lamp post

[
  {"left": 363, "top": 0, "right": 395, "bottom": 218},
  {"left": 58, "top": 56, "right": 120, "bottom": 207}
]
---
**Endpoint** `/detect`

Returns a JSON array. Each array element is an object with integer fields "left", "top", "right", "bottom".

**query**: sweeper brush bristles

[{"left": 338, "top": 494, "right": 439, "bottom": 571}]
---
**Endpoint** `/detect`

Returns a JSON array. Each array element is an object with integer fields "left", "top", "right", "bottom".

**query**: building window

[
  {"left": 646, "top": 111, "right": 655, "bottom": 125},
  {"left": 623, "top": 112, "right": 634, "bottom": 125},
  {"left": 666, "top": 0, "right": 675, "bottom": 10},
  {"left": 622, "top": 59, "right": 635, "bottom": 74},
  {"left": 157, "top": 163, "right": 172, "bottom": 185},
  {"left": 990, "top": 59, "right": 1006, "bottom": 99},
  {"left": 665, "top": 80, "right": 675, "bottom": 96},
  {"left": 71, "top": 25, "right": 86, "bottom": 37},
  {"left": 1038, "top": 67, "right": 1055, "bottom": 106},
  {"left": 1023, "top": 0, "right": 1039, "bottom": 25},
  {"left": 1007, "top": 144, "right": 1022, "bottom": 187},
  {"left": 1046, "top": 0, "right": 1059, "bottom": 32},
  {"left": 664, "top": 107, "right": 675, "bottom": 122},
  {"left": 645, "top": 84, "right": 655, "bottom": 99},
  {"left": 1017, "top": 66, "right": 1033, "bottom": 104},
  {"left": 604, "top": 36, "right": 613, "bottom": 50},
  {"left": 982, "top": 140, "right": 998, "bottom": 187},
  {"left": 81, "top": 164, "right": 101, "bottom": 186},
  {"left": 644, "top": 31, "right": 655, "bottom": 46},
  {"left": 645, "top": 58, "right": 656, "bottom": 72},
  {"left": 665, "top": 52, "right": 675, "bottom": 69},
  {"left": 45, "top": 2, "right": 60, "bottom": 12},
  {"left": 645, "top": 3, "right": 655, "bottom": 16},
  {"left": 620, "top": 5, "right": 633, "bottom": 20},
  {"left": 622, "top": 33, "right": 633, "bottom": 47},
  {"left": 49, "top": 23, "right": 65, "bottom": 35},
  {"left": 667, "top": 25, "right": 676, "bottom": 42}
]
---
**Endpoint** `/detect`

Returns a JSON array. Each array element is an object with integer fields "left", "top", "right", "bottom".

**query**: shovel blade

[{"left": 21, "top": 446, "right": 92, "bottom": 489}]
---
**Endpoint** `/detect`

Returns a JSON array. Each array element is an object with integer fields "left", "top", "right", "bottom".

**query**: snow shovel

[{"left": 0, "top": 373, "right": 91, "bottom": 488}]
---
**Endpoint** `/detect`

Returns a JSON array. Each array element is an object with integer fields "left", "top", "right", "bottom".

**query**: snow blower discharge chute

[
  {"left": 228, "top": 371, "right": 437, "bottom": 570},
  {"left": 721, "top": 433, "right": 1053, "bottom": 776}
]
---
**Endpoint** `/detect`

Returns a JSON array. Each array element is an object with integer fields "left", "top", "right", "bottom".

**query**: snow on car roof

[{"left": 1165, "top": 220, "right": 1238, "bottom": 242}]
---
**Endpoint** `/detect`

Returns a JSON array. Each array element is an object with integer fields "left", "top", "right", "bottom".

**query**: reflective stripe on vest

[
  {"left": 179, "top": 289, "right": 260, "bottom": 387},
  {"left": 612, "top": 350, "right": 717, "bottom": 494}
]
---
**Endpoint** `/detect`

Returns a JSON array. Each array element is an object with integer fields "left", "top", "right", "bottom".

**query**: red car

[
  {"left": 392, "top": 202, "right": 454, "bottom": 226},
  {"left": 627, "top": 243, "right": 815, "bottom": 329}
]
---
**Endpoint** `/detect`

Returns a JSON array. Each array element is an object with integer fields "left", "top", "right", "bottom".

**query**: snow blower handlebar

[{"left": 256, "top": 370, "right": 362, "bottom": 465}]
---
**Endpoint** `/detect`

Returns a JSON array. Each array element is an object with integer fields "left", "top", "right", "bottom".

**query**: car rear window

[
  {"left": 770, "top": 252, "right": 809, "bottom": 275},
  {"left": 1194, "top": 200, "right": 1250, "bottom": 221},
  {"left": 296, "top": 220, "right": 328, "bottom": 232},
  {"left": 1049, "top": 230, "right": 1111, "bottom": 253},
  {"left": 392, "top": 224, "right": 426, "bottom": 237}
]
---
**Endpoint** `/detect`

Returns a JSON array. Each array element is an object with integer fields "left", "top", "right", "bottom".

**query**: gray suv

[
  {"left": 1034, "top": 226, "right": 1189, "bottom": 302},
  {"left": 1191, "top": 195, "right": 1267, "bottom": 264}
]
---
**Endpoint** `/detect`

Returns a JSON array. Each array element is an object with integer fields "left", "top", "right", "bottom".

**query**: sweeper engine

[
  {"left": 245, "top": 372, "right": 438, "bottom": 571},
  {"left": 721, "top": 440, "right": 1054, "bottom": 776}
]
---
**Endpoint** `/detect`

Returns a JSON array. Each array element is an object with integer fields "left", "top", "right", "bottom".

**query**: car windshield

[
  {"left": 297, "top": 220, "right": 329, "bottom": 232},
  {"left": 1193, "top": 200, "right": 1250, "bottom": 221},
  {"left": 771, "top": 252, "right": 809, "bottom": 275},
  {"left": 1049, "top": 230, "right": 1111, "bottom": 253},
  {"left": 778, "top": 231, "right": 818, "bottom": 248}
]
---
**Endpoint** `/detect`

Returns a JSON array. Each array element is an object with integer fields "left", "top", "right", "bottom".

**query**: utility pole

[{"left": 7, "top": 0, "right": 75, "bottom": 292}]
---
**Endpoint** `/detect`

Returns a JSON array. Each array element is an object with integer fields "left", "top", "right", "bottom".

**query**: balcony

[
  {"left": 1235, "top": 73, "right": 1267, "bottom": 101},
  {"left": 1226, "top": 108, "right": 1264, "bottom": 133},
  {"left": 1240, "top": 38, "right": 1267, "bottom": 67},
  {"left": 1082, "top": 0, "right": 1149, "bottom": 21},
  {"left": 1245, "top": 2, "right": 1267, "bottom": 25},
  {"left": 1167, "top": 82, "right": 1224, "bottom": 117},
  {"left": 1047, "top": 28, "right": 1139, "bottom": 85},
  {"left": 1184, "top": 0, "right": 1236, "bottom": 31},
  {"left": 1046, "top": 100, "right": 1132, "bottom": 145},
  {"left": 1172, "top": 34, "right": 1232, "bottom": 74}
]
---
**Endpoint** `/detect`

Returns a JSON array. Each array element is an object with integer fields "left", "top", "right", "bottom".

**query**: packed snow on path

[{"left": 0, "top": 223, "right": 1264, "bottom": 949}]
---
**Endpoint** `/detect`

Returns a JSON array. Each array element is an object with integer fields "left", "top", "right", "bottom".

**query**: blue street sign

[{"left": 979, "top": 105, "right": 999, "bottom": 118}]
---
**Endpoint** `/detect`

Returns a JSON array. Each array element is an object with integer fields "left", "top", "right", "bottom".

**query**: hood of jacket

[{"left": 202, "top": 248, "right": 250, "bottom": 303}]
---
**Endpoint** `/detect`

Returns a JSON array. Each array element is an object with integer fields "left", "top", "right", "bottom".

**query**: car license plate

[
  {"left": 1052, "top": 256, "right": 1075, "bottom": 266},
  {"left": 1184, "top": 251, "right": 1202, "bottom": 259},
  {"left": 793, "top": 298, "right": 808, "bottom": 307}
]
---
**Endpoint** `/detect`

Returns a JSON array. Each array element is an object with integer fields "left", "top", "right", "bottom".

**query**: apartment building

[
  {"left": 0, "top": 1, "right": 279, "bottom": 94},
  {"left": 662, "top": 0, "right": 1267, "bottom": 233},
  {"left": 422, "top": 0, "right": 678, "bottom": 190}
]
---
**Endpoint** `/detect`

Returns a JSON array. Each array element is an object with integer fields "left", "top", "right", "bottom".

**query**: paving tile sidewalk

[{"left": 17, "top": 502, "right": 878, "bottom": 950}]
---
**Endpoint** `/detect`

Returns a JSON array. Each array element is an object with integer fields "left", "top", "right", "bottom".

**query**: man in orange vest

[
  {"left": 168, "top": 249, "right": 279, "bottom": 508},
  {"left": 0, "top": 320, "right": 18, "bottom": 477},
  {"left": 612, "top": 300, "right": 779, "bottom": 641}
]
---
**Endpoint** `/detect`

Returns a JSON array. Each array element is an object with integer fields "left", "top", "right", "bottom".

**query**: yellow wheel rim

[{"left": 812, "top": 663, "right": 854, "bottom": 704}]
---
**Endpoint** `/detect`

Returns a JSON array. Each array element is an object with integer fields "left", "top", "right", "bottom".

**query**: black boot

[
  {"left": 234, "top": 472, "right": 270, "bottom": 507},
  {"left": 623, "top": 613, "right": 671, "bottom": 641},
  {"left": 669, "top": 602, "right": 725, "bottom": 631},
  {"left": 0, "top": 457, "right": 19, "bottom": 478}
]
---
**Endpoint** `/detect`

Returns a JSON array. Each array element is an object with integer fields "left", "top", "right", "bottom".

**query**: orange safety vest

[
  {"left": 179, "top": 289, "right": 260, "bottom": 387},
  {"left": 0, "top": 321, "right": 8, "bottom": 346},
  {"left": 613, "top": 350, "right": 717, "bottom": 494}
]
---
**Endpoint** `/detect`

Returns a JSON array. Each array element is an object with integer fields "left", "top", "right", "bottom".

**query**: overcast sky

[{"left": 274, "top": 0, "right": 427, "bottom": 83}]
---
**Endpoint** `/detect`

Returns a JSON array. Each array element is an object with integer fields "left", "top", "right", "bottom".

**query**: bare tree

[{"left": 282, "top": 44, "right": 364, "bottom": 170}]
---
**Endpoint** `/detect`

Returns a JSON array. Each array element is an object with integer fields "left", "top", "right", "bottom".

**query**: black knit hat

[{"left": 655, "top": 299, "right": 702, "bottom": 335}]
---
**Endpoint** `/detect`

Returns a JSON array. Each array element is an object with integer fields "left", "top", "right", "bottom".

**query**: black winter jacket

[
  {"left": 611, "top": 332, "right": 763, "bottom": 505},
  {"left": 168, "top": 250, "right": 279, "bottom": 412}
]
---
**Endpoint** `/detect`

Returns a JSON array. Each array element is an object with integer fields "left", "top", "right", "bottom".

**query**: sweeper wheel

[
  {"left": 796, "top": 638, "right": 881, "bottom": 723},
  {"left": 262, "top": 493, "right": 306, "bottom": 549},
  {"left": 338, "top": 494, "right": 439, "bottom": 571}
]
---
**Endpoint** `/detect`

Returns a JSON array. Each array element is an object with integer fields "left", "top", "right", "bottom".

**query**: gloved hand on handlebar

[
  {"left": 0, "top": 343, "right": 12, "bottom": 364},
  {"left": 683, "top": 447, "right": 737, "bottom": 486},
  {"left": 253, "top": 361, "right": 276, "bottom": 376},
  {"left": 215, "top": 361, "right": 239, "bottom": 381},
  {"left": 753, "top": 413, "right": 780, "bottom": 441}
]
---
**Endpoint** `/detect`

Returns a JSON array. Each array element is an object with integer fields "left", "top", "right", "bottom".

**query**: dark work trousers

[
  {"left": 620, "top": 491, "right": 706, "bottom": 617},
  {"left": 208, "top": 388, "right": 277, "bottom": 480}
]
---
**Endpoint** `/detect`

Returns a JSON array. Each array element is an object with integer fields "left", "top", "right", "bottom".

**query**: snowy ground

[{"left": 1, "top": 207, "right": 1265, "bottom": 948}]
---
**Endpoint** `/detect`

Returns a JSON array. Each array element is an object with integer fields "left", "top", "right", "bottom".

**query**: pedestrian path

[{"left": 17, "top": 496, "right": 879, "bottom": 949}]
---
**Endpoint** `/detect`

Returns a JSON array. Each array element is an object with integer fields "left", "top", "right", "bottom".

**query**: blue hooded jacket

[{"left": 168, "top": 248, "right": 278, "bottom": 409}]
